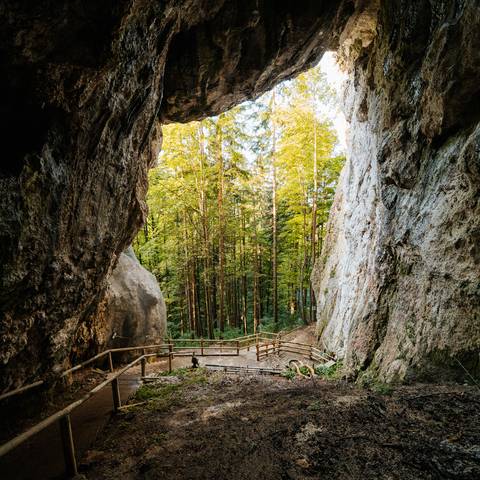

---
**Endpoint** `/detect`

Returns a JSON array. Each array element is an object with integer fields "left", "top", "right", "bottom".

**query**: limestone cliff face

[
  {"left": 313, "top": 0, "right": 480, "bottom": 382},
  {"left": 0, "top": 0, "right": 353, "bottom": 391}
]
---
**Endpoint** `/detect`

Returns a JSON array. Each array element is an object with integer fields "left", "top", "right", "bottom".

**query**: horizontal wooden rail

[
  {"left": 0, "top": 328, "right": 331, "bottom": 478},
  {"left": 0, "top": 380, "right": 45, "bottom": 402},
  {"left": 0, "top": 344, "right": 172, "bottom": 402},
  {"left": 0, "top": 354, "right": 144, "bottom": 471},
  {"left": 256, "top": 339, "right": 334, "bottom": 364}
]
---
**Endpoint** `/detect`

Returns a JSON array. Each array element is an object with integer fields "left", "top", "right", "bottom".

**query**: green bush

[
  {"left": 314, "top": 361, "right": 341, "bottom": 379},
  {"left": 281, "top": 368, "right": 296, "bottom": 380}
]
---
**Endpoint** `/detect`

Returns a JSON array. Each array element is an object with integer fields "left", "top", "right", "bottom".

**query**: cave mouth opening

[{"left": 134, "top": 52, "right": 348, "bottom": 340}]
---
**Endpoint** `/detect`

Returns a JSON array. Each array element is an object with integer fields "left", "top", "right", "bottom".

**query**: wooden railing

[
  {"left": 0, "top": 343, "right": 174, "bottom": 403},
  {"left": 0, "top": 327, "right": 331, "bottom": 478},
  {"left": 256, "top": 338, "right": 334, "bottom": 363},
  {"left": 0, "top": 345, "right": 173, "bottom": 477}
]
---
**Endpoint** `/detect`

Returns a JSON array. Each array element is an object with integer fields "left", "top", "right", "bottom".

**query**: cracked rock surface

[
  {"left": 0, "top": 0, "right": 351, "bottom": 390},
  {"left": 313, "top": 0, "right": 480, "bottom": 382}
]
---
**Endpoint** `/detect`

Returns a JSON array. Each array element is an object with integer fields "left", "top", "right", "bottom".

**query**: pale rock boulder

[{"left": 104, "top": 247, "right": 166, "bottom": 348}]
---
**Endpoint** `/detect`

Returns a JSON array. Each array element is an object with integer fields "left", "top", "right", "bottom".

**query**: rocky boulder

[{"left": 104, "top": 247, "right": 166, "bottom": 349}]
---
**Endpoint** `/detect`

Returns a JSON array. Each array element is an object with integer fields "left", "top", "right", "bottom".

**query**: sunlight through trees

[{"left": 135, "top": 64, "right": 345, "bottom": 338}]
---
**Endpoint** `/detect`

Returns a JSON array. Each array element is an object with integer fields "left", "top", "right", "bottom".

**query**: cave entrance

[{"left": 134, "top": 53, "right": 347, "bottom": 342}]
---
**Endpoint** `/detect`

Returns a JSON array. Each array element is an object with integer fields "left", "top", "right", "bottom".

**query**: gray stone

[
  {"left": 313, "top": 0, "right": 480, "bottom": 383},
  {"left": 104, "top": 247, "right": 166, "bottom": 349}
]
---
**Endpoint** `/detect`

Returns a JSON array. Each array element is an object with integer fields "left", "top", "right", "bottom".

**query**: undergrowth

[
  {"left": 133, "top": 368, "right": 208, "bottom": 409},
  {"left": 281, "top": 361, "right": 342, "bottom": 380}
]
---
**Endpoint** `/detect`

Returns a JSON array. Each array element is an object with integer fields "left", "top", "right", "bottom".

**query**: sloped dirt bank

[{"left": 81, "top": 371, "right": 480, "bottom": 479}]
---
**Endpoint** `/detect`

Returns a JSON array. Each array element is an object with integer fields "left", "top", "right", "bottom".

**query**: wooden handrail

[
  {"left": 0, "top": 344, "right": 172, "bottom": 402},
  {"left": 0, "top": 380, "right": 45, "bottom": 402},
  {"left": 0, "top": 328, "right": 326, "bottom": 403},
  {"left": 0, "top": 351, "right": 169, "bottom": 472}
]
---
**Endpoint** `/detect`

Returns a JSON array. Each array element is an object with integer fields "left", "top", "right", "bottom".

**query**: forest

[{"left": 134, "top": 64, "right": 345, "bottom": 339}]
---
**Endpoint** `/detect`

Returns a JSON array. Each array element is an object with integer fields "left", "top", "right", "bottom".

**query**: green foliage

[
  {"left": 134, "top": 383, "right": 180, "bottom": 402},
  {"left": 372, "top": 383, "right": 394, "bottom": 396},
  {"left": 135, "top": 369, "right": 208, "bottom": 408},
  {"left": 299, "top": 365, "right": 311, "bottom": 376},
  {"left": 134, "top": 63, "right": 344, "bottom": 339},
  {"left": 307, "top": 400, "right": 323, "bottom": 411},
  {"left": 357, "top": 370, "right": 395, "bottom": 395},
  {"left": 314, "top": 361, "right": 341, "bottom": 379},
  {"left": 281, "top": 368, "right": 296, "bottom": 380}
]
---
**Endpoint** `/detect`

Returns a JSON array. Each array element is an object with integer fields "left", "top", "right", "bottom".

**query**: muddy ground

[{"left": 81, "top": 370, "right": 480, "bottom": 480}]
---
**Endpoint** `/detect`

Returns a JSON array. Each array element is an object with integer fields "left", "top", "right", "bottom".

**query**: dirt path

[
  {"left": 0, "top": 327, "right": 317, "bottom": 479},
  {"left": 81, "top": 371, "right": 480, "bottom": 480},
  {"left": 0, "top": 372, "right": 144, "bottom": 479}
]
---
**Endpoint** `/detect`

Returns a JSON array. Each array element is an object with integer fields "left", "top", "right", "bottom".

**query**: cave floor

[{"left": 81, "top": 372, "right": 480, "bottom": 480}]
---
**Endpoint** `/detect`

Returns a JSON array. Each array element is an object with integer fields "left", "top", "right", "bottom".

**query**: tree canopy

[{"left": 134, "top": 64, "right": 345, "bottom": 338}]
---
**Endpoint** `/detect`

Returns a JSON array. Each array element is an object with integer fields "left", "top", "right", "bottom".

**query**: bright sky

[{"left": 318, "top": 52, "right": 348, "bottom": 152}]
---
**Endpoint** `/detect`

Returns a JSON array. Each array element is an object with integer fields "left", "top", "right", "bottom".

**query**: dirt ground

[{"left": 80, "top": 370, "right": 480, "bottom": 480}]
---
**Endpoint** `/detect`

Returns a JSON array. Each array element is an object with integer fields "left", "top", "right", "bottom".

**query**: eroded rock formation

[
  {"left": 313, "top": 0, "right": 480, "bottom": 382},
  {"left": 72, "top": 247, "right": 166, "bottom": 359},
  {"left": 0, "top": 0, "right": 353, "bottom": 390},
  {"left": 104, "top": 247, "right": 166, "bottom": 349}
]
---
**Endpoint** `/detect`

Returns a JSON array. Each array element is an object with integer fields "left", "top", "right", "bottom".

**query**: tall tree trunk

[
  {"left": 271, "top": 90, "right": 278, "bottom": 325},
  {"left": 253, "top": 207, "right": 260, "bottom": 333},
  {"left": 301, "top": 196, "right": 309, "bottom": 325},
  {"left": 310, "top": 120, "right": 318, "bottom": 323},
  {"left": 217, "top": 121, "right": 225, "bottom": 333},
  {"left": 241, "top": 208, "right": 248, "bottom": 334},
  {"left": 198, "top": 125, "right": 214, "bottom": 339},
  {"left": 194, "top": 260, "right": 202, "bottom": 337}
]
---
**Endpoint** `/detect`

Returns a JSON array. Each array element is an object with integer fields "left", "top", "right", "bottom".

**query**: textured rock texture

[
  {"left": 104, "top": 247, "right": 166, "bottom": 349},
  {"left": 0, "top": 0, "right": 352, "bottom": 391},
  {"left": 71, "top": 247, "right": 167, "bottom": 361},
  {"left": 313, "top": 0, "right": 480, "bottom": 382}
]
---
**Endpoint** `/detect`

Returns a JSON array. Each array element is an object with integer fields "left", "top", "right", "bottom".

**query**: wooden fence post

[
  {"left": 256, "top": 341, "right": 259, "bottom": 362},
  {"left": 108, "top": 351, "right": 114, "bottom": 372},
  {"left": 141, "top": 349, "right": 146, "bottom": 378},
  {"left": 168, "top": 344, "right": 173, "bottom": 373},
  {"left": 236, "top": 340, "right": 240, "bottom": 356},
  {"left": 59, "top": 414, "right": 78, "bottom": 478},
  {"left": 200, "top": 338, "right": 204, "bottom": 356},
  {"left": 111, "top": 378, "right": 121, "bottom": 412}
]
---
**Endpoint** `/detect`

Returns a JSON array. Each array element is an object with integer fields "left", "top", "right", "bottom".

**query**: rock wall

[
  {"left": 313, "top": 0, "right": 480, "bottom": 382},
  {"left": 0, "top": 0, "right": 353, "bottom": 391}
]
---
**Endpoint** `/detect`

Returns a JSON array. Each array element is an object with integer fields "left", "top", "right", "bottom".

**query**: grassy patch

[
  {"left": 158, "top": 367, "right": 192, "bottom": 377},
  {"left": 371, "top": 382, "right": 394, "bottom": 396},
  {"left": 281, "top": 368, "right": 296, "bottom": 380},
  {"left": 315, "top": 361, "right": 342, "bottom": 379},
  {"left": 358, "top": 371, "right": 395, "bottom": 396},
  {"left": 135, "top": 382, "right": 181, "bottom": 402},
  {"left": 307, "top": 400, "right": 323, "bottom": 411},
  {"left": 134, "top": 368, "right": 208, "bottom": 410}
]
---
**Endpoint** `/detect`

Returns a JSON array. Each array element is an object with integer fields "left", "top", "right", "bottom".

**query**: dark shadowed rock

[{"left": 0, "top": 0, "right": 352, "bottom": 390}]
